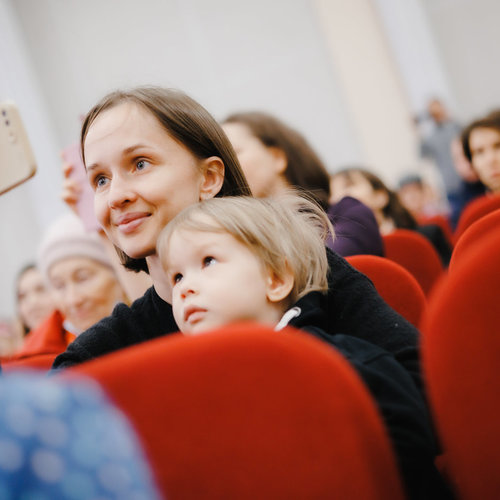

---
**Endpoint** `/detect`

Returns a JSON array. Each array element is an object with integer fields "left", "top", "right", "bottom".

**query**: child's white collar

[{"left": 275, "top": 307, "right": 301, "bottom": 331}]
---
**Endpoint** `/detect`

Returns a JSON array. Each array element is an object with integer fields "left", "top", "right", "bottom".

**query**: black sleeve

[
  {"left": 323, "top": 248, "right": 422, "bottom": 392},
  {"left": 330, "top": 334, "right": 455, "bottom": 500},
  {"left": 52, "top": 287, "right": 178, "bottom": 370}
]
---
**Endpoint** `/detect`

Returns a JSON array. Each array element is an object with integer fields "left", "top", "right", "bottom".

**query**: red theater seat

[
  {"left": 421, "top": 230, "right": 500, "bottom": 499},
  {"left": 450, "top": 208, "right": 500, "bottom": 272},
  {"left": 383, "top": 229, "right": 444, "bottom": 296},
  {"left": 454, "top": 194, "right": 500, "bottom": 243},
  {"left": 347, "top": 254, "right": 426, "bottom": 327},
  {"left": 65, "top": 324, "right": 405, "bottom": 500}
]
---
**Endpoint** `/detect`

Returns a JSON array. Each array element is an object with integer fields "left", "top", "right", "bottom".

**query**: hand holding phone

[
  {"left": 0, "top": 101, "right": 37, "bottom": 195},
  {"left": 61, "top": 142, "right": 101, "bottom": 232}
]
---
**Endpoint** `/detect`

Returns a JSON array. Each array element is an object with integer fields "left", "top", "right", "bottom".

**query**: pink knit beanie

[{"left": 38, "top": 212, "right": 113, "bottom": 280}]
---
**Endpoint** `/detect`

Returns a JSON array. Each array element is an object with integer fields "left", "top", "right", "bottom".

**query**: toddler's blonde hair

[{"left": 158, "top": 193, "right": 333, "bottom": 305}]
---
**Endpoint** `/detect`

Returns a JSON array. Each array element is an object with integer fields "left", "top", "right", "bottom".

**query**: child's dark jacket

[{"left": 286, "top": 291, "right": 453, "bottom": 500}]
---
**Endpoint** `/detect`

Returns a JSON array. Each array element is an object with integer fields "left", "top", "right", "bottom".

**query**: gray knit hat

[{"left": 38, "top": 212, "right": 113, "bottom": 280}]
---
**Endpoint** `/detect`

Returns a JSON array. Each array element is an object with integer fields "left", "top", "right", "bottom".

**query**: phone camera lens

[
  {"left": 1, "top": 110, "right": 6, "bottom": 116},
  {"left": 5, "top": 120, "right": 10, "bottom": 126}
]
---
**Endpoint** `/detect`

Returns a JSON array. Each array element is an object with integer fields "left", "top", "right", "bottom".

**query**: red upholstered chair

[
  {"left": 65, "top": 324, "right": 405, "bottom": 500},
  {"left": 346, "top": 254, "right": 426, "bottom": 327},
  {"left": 421, "top": 230, "right": 500, "bottom": 499},
  {"left": 450, "top": 208, "right": 500, "bottom": 272},
  {"left": 453, "top": 194, "right": 500, "bottom": 243},
  {"left": 383, "top": 229, "right": 444, "bottom": 296}
]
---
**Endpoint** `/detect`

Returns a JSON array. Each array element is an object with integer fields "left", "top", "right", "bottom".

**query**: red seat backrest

[
  {"left": 383, "top": 229, "right": 444, "bottom": 296},
  {"left": 450, "top": 208, "right": 500, "bottom": 272},
  {"left": 347, "top": 254, "right": 426, "bottom": 327},
  {"left": 453, "top": 194, "right": 500, "bottom": 243},
  {"left": 65, "top": 323, "right": 405, "bottom": 500},
  {"left": 421, "top": 230, "right": 500, "bottom": 499}
]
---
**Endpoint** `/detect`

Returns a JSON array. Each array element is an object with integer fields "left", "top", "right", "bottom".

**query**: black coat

[{"left": 285, "top": 291, "right": 453, "bottom": 500}]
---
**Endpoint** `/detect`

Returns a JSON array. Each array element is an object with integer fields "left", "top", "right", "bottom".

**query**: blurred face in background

[
  {"left": 222, "top": 122, "right": 287, "bottom": 198},
  {"left": 469, "top": 127, "right": 500, "bottom": 193},
  {"left": 17, "top": 267, "right": 55, "bottom": 332},
  {"left": 48, "top": 257, "right": 126, "bottom": 332},
  {"left": 330, "top": 171, "right": 387, "bottom": 214}
]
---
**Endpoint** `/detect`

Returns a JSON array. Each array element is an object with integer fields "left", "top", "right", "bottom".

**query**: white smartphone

[
  {"left": 61, "top": 142, "right": 102, "bottom": 232},
  {"left": 0, "top": 101, "right": 37, "bottom": 195}
]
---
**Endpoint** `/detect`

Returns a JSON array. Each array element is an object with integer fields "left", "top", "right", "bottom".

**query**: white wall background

[{"left": 2, "top": 0, "right": 500, "bottom": 318}]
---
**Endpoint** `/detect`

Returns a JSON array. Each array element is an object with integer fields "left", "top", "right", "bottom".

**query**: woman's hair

[
  {"left": 461, "top": 111, "right": 500, "bottom": 163},
  {"left": 81, "top": 86, "right": 252, "bottom": 273},
  {"left": 333, "top": 167, "right": 418, "bottom": 229},
  {"left": 222, "top": 111, "right": 331, "bottom": 210},
  {"left": 158, "top": 194, "right": 332, "bottom": 305}
]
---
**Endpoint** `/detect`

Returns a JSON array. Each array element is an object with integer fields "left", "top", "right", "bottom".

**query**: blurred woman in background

[{"left": 222, "top": 111, "right": 384, "bottom": 257}]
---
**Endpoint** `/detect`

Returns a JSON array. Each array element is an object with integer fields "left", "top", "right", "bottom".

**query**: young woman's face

[
  {"left": 17, "top": 267, "right": 54, "bottom": 331},
  {"left": 84, "top": 102, "right": 213, "bottom": 260},
  {"left": 222, "top": 122, "right": 285, "bottom": 198},
  {"left": 469, "top": 127, "right": 500, "bottom": 193},
  {"left": 48, "top": 257, "right": 125, "bottom": 332}
]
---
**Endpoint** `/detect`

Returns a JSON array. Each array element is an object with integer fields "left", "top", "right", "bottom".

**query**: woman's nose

[
  {"left": 65, "top": 283, "right": 85, "bottom": 307},
  {"left": 108, "top": 175, "right": 137, "bottom": 208}
]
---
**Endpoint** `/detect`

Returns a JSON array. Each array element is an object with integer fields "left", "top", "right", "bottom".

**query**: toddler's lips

[{"left": 184, "top": 305, "right": 206, "bottom": 324}]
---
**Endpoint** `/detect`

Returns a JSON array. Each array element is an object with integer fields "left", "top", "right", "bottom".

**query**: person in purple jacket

[{"left": 221, "top": 111, "right": 384, "bottom": 257}]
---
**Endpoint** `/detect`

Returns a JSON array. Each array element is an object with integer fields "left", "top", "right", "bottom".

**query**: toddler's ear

[{"left": 266, "top": 266, "right": 294, "bottom": 303}]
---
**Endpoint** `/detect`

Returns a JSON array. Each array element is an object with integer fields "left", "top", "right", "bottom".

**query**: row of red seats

[
  {"left": 4, "top": 204, "right": 499, "bottom": 499},
  {"left": 62, "top": 209, "right": 500, "bottom": 499}
]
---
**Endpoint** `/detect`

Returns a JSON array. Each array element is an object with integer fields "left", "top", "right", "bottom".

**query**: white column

[
  {"left": 311, "top": 0, "right": 418, "bottom": 183},
  {"left": 372, "top": 0, "right": 457, "bottom": 115}
]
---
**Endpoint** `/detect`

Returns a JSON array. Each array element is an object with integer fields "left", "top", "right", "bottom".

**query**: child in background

[{"left": 157, "top": 194, "right": 453, "bottom": 500}]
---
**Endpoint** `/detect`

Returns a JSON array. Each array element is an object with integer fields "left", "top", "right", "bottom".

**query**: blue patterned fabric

[{"left": 0, "top": 373, "right": 161, "bottom": 500}]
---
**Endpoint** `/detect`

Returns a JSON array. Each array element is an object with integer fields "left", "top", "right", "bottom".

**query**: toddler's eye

[
  {"left": 95, "top": 176, "right": 108, "bottom": 189},
  {"left": 203, "top": 256, "right": 216, "bottom": 267},
  {"left": 173, "top": 273, "right": 183, "bottom": 284}
]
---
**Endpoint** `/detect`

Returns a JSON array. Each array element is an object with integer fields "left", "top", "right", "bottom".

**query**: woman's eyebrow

[{"left": 86, "top": 144, "right": 150, "bottom": 172}]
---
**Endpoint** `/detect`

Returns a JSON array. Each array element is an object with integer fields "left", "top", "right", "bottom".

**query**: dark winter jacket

[{"left": 284, "top": 292, "right": 454, "bottom": 500}]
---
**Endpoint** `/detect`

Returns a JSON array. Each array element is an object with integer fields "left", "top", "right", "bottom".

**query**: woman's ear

[
  {"left": 199, "top": 156, "right": 225, "bottom": 201},
  {"left": 265, "top": 265, "right": 294, "bottom": 304},
  {"left": 268, "top": 147, "right": 288, "bottom": 175}
]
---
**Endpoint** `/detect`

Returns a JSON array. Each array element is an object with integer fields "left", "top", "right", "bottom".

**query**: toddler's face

[{"left": 162, "top": 223, "right": 282, "bottom": 335}]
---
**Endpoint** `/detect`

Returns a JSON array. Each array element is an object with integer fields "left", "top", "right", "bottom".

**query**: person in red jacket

[{"left": 4, "top": 212, "right": 127, "bottom": 369}]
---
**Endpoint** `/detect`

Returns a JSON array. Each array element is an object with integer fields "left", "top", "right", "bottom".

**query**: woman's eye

[
  {"left": 136, "top": 159, "right": 150, "bottom": 171},
  {"left": 203, "top": 256, "right": 216, "bottom": 267},
  {"left": 173, "top": 273, "right": 183, "bottom": 284}
]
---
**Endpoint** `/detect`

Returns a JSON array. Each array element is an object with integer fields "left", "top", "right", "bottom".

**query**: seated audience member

[
  {"left": 1, "top": 264, "right": 56, "bottom": 358},
  {"left": 397, "top": 174, "right": 447, "bottom": 220},
  {"left": 5, "top": 213, "right": 127, "bottom": 364},
  {"left": 0, "top": 373, "right": 160, "bottom": 499},
  {"left": 16, "top": 263, "right": 55, "bottom": 336},
  {"left": 222, "top": 111, "right": 384, "bottom": 257},
  {"left": 330, "top": 168, "right": 452, "bottom": 266},
  {"left": 157, "top": 194, "right": 453, "bottom": 500},
  {"left": 461, "top": 111, "right": 500, "bottom": 196},
  {"left": 53, "top": 87, "right": 420, "bottom": 399}
]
